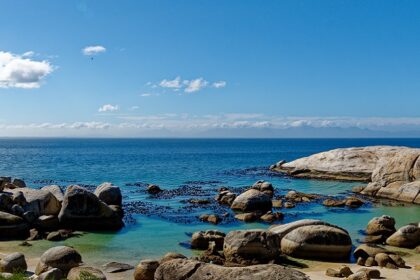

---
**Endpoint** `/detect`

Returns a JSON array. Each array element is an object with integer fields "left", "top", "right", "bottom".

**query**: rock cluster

[
  {"left": 354, "top": 244, "right": 406, "bottom": 269},
  {"left": 0, "top": 178, "right": 124, "bottom": 240},
  {"left": 272, "top": 146, "right": 420, "bottom": 204}
]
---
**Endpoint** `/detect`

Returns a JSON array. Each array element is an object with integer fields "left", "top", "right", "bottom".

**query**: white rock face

[{"left": 273, "top": 146, "right": 420, "bottom": 204}]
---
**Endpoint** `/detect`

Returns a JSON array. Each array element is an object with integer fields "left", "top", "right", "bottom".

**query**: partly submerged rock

[
  {"left": 191, "top": 230, "right": 225, "bottom": 250},
  {"left": 231, "top": 189, "right": 272, "bottom": 212}
]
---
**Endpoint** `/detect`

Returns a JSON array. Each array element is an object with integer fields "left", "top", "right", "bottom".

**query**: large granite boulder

[
  {"left": 272, "top": 146, "right": 420, "bottom": 204},
  {"left": 386, "top": 224, "right": 420, "bottom": 248},
  {"left": 0, "top": 211, "right": 29, "bottom": 239},
  {"left": 6, "top": 188, "right": 61, "bottom": 216},
  {"left": 223, "top": 229, "right": 279, "bottom": 265},
  {"left": 94, "top": 182, "right": 122, "bottom": 206},
  {"left": 0, "top": 252, "right": 27, "bottom": 273},
  {"left": 154, "top": 259, "right": 310, "bottom": 280},
  {"left": 58, "top": 185, "right": 124, "bottom": 230},
  {"left": 269, "top": 219, "right": 352, "bottom": 260},
  {"left": 231, "top": 189, "right": 272, "bottom": 212},
  {"left": 35, "top": 246, "right": 82, "bottom": 275}
]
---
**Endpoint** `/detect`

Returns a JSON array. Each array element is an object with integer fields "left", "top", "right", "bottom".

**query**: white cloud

[
  {"left": 0, "top": 51, "right": 54, "bottom": 89},
  {"left": 212, "top": 81, "right": 226, "bottom": 88},
  {"left": 184, "top": 78, "right": 208, "bottom": 93},
  {"left": 129, "top": 106, "right": 139, "bottom": 110},
  {"left": 82, "top": 45, "right": 106, "bottom": 56},
  {"left": 140, "top": 93, "right": 153, "bottom": 97},
  {"left": 154, "top": 76, "right": 225, "bottom": 94},
  {"left": 98, "top": 104, "right": 119, "bottom": 112},
  {"left": 159, "top": 76, "right": 182, "bottom": 89}
]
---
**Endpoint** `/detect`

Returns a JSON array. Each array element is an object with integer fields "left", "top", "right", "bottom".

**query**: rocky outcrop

[
  {"left": 251, "top": 180, "right": 274, "bottom": 197},
  {"left": 6, "top": 187, "right": 61, "bottom": 216},
  {"left": 231, "top": 189, "right": 272, "bottom": 212},
  {"left": 223, "top": 229, "right": 279, "bottom": 265},
  {"left": 269, "top": 219, "right": 352, "bottom": 260},
  {"left": 154, "top": 259, "right": 310, "bottom": 280},
  {"left": 58, "top": 185, "right": 124, "bottom": 230},
  {"left": 353, "top": 244, "right": 406, "bottom": 269},
  {"left": 272, "top": 146, "right": 420, "bottom": 203}
]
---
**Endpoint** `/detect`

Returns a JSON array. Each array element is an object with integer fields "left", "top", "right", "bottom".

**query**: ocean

[{"left": 0, "top": 138, "right": 419, "bottom": 266}]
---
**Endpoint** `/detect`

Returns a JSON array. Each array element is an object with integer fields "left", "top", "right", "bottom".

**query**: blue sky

[{"left": 1, "top": 0, "right": 420, "bottom": 137}]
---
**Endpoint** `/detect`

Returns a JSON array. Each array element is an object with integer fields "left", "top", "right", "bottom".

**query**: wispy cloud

[
  {"left": 159, "top": 76, "right": 182, "bottom": 89},
  {"left": 98, "top": 104, "right": 119, "bottom": 112},
  {"left": 82, "top": 45, "right": 106, "bottom": 56},
  {"left": 212, "top": 81, "right": 226, "bottom": 88},
  {"left": 0, "top": 51, "right": 54, "bottom": 89},
  {"left": 151, "top": 76, "right": 226, "bottom": 94},
  {"left": 184, "top": 78, "right": 208, "bottom": 93}
]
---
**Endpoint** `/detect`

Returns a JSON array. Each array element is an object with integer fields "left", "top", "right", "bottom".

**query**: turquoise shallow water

[{"left": 0, "top": 138, "right": 419, "bottom": 265}]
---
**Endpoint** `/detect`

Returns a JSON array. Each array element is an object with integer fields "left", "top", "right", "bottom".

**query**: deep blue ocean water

[{"left": 0, "top": 138, "right": 419, "bottom": 265}]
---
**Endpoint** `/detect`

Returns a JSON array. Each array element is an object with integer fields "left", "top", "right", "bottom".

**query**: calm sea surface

[{"left": 0, "top": 138, "right": 419, "bottom": 265}]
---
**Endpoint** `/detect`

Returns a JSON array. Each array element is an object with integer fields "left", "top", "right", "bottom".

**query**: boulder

[
  {"left": 41, "top": 185, "right": 64, "bottom": 202},
  {"left": 284, "top": 202, "right": 295, "bottom": 208},
  {"left": 260, "top": 211, "right": 284, "bottom": 223},
  {"left": 223, "top": 229, "right": 279, "bottom": 265},
  {"left": 386, "top": 224, "right": 420, "bottom": 248},
  {"left": 133, "top": 260, "right": 159, "bottom": 280},
  {"left": 251, "top": 181, "right": 274, "bottom": 197},
  {"left": 191, "top": 230, "right": 225, "bottom": 250},
  {"left": 353, "top": 244, "right": 390, "bottom": 260},
  {"left": 269, "top": 219, "right": 335, "bottom": 240},
  {"left": 215, "top": 190, "right": 236, "bottom": 206},
  {"left": 12, "top": 179, "right": 26, "bottom": 188},
  {"left": 231, "top": 189, "right": 272, "bottom": 212},
  {"left": 280, "top": 224, "right": 352, "bottom": 260},
  {"left": 67, "top": 266, "right": 106, "bottom": 280},
  {"left": 346, "top": 271, "right": 370, "bottom": 280},
  {"left": 323, "top": 199, "right": 346, "bottom": 207},
  {"left": 234, "top": 212, "right": 262, "bottom": 222},
  {"left": 199, "top": 214, "right": 220, "bottom": 225},
  {"left": 12, "top": 191, "right": 27, "bottom": 206},
  {"left": 366, "top": 215, "right": 396, "bottom": 238},
  {"left": 38, "top": 268, "right": 63, "bottom": 280},
  {"left": 154, "top": 259, "right": 310, "bottom": 280},
  {"left": 272, "top": 200, "right": 283, "bottom": 208},
  {"left": 159, "top": 252, "right": 187, "bottom": 264},
  {"left": 35, "top": 215, "right": 60, "bottom": 231},
  {"left": 0, "top": 211, "right": 29, "bottom": 239},
  {"left": 147, "top": 184, "right": 162, "bottom": 194},
  {"left": 58, "top": 185, "right": 124, "bottom": 230},
  {"left": 35, "top": 246, "right": 82, "bottom": 275},
  {"left": 6, "top": 188, "right": 61, "bottom": 217},
  {"left": 102, "top": 262, "right": 134, "bottom": 273},
  {"left": 0, "top": 252, "right": 27, "bottom": 273},
  {"left": 0, "top": 194, "right": 13, "bottom": 211},
  {"left": 94, "top": 183, "right": 122, "bottom": 206},
  {"left": 356, "top": 268, "right": 380, "bottom": 279},
  {"left": 345, "top": 197, "right": 364, "bottom": 208}
]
